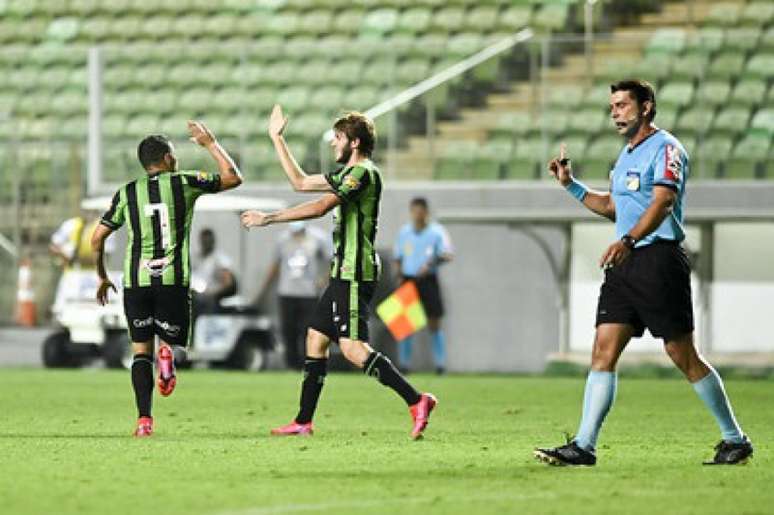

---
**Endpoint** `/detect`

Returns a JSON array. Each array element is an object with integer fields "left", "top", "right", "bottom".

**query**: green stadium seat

[
  {"left": 533, "top": 4, "right": 569, "bottom": 32},
  {"left": 297, "top": 9, "right": 333, "bottom": 36},
  {"left": 744, "top": 54, "right": 774, "bottom": 80},
  {"left": 723, "top": 28, "right": 761, "bottom": 53},
  {"left": 498, "top": 5, "right": 532, "bottom": 31},
  {"left": 331, "top": 10, "right": 364, "bottom": 35},
  {"left": 361, "top": 8, "right": 399, "bottom": 35},
  {"left": 178, "top": 88, "right": 214, "bottom": 113},
  {"left": 46, "top": 17, "right": 79, "bottom": 42},
  {"left": 51, "top": 90, "right": 86, "bottom": 115},
  {"left": 685, "top": 27, "right": 725, "bottom": 54},
  {"left": 696, "top": 81, "right": 731, "bottom": 107},
  {"left": 262, "top": 62, "right": 298, "bottom": 86},
  {"left": 633, "top": 53, "right": 674, "bottom": 82},
  {"left": 507, "top": 135, "right": 544, "bottom": 180},
  {"left": 397, "top": 7, "right": 431, "bottom": 34},
  {"left": 712, "top": 107, "right": 751, "bottom": 134},
  {"left": 725, "top": 133, "right": 771, "bottom": 179},
  {"left": 346, "top": 86, "right": 379, "bottom": 110},
  {"left": 434, "top": 140, "right": 478, "bottom": 180},
  {"left": 560, "top": 135, "right": 589, "bottom": 162},
  {"left": 308, "top": 86, "right": 344, "bottom": 112},
  {"left": 750, "top": 109, "right": 774, "bottom": 136},
  {"left": 740, "top": 2, "right": 774, "bottom": 27},
  {"left": 362, "top": 59, "right": 397, "bottom": 85},
  {"left": 276, "top": 86, "right": 310, "bottom": 113},
  {"left": 431, "top": 7, "right": 466, "bottom": 33},
  {"left": 645, "top": 28, "right": 686, "bottom": 55},
  {"left": 126, "top": 114, "right": 160, "bottom": 138},
  {"left": 671, "top": 53, "right": 709, "bottom": 80},
  {"left": 547, "top": 85, "right": 585, "bottom": 109},
  {"left": 583, "top": 136, "right": 622, "bottom": 180},
  {"left": 103, "top": 114, "right": 129, "bottom": 138},
  {"left": 37, "top": 66, "right": 71, "bottom": 90},
  {"left": 705, "top": 3, "right": 742, "bottom": 27},
  {"left": 466, "top": 6, "right": 498, "bottom": 32},
  {"left": 534, "top": 110, "right": 569, "bottom": 136},
  {"left": 328, "top": 61, "right": 363, "bottom": 85},
  {"left": 582, "top": 86, "right": 612, "bottom": 110},
  {"left": 264, "top": 12, "right": 301, "bottom": 37},
  {"left": 730, "top": 80, "right": 767, "bottom": 107},
  {"left": 447, "top": 33, "right": 484, "bottom": 59},
  {"left": 567, "top": 109, "right": 608, "bottom": 135},
  {"left": 470, "top": 139, "right": 512, "bottom": 180},
  {"left": 761, "top": 27, "right": 774, "bottom": 51},
  {"left": 412, "top": 34, "right": 448, "bottom": 58},
  {"left": 490, "top": 112, "right": 531, "bottom": 139},
  {"left": 212, "top": 86, "right": 242, "bottom": 111},
  {"left": 675, "top": 107, "right": 715, "bottom": 136},
  {"left": 659, "top": 82, "right": 694, "bottom": 109},
  {"left": 707, "top": 53, "right": 745, "bottom": 80},
  {"left": 396, "top": 59, "right": 431, "bottom": 85}
]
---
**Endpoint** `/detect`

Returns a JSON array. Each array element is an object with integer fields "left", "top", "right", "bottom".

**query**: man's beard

[{"left": 336, "top": 146, "right": 352, "bottom": 164}]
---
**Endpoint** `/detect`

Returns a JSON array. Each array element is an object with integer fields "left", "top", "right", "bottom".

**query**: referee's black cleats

[
  {"left": 703, "top": 437, "right": 753, "bottom": 465},
  {"left": 534, "top": 439, "right": 597, "bottom": 467}
]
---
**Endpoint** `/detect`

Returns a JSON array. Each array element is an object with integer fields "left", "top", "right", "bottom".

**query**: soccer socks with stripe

[
  {"left": 430, "top": 330, "right": 446, "bottom": 369},
  {"left": 398, "top": 335, "right": 415, "bottom": 369},
  {"left": 692, "top": 367, "right": 744, "bottom": 444},
  {"left": 364, "top": 352, "right": 421, "bottom": 406},
  {"left": 131, "top": 354, "right": 154, "bottom": 418},
  {"left": 295, "top": 357, "right": 327, "bottom": 424},
  {"left": 574, "top": 370, "right": 617, "bottom": 451}
]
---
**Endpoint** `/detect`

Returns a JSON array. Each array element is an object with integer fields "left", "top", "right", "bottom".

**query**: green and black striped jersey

[
  {"left": 325, "top": 159, "right": 382, "bottom": 282},
  {"left": 100, "top": 170, "right": 221, "bottom": 288}
]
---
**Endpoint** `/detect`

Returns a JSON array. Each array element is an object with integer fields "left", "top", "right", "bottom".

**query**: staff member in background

[
  {"left": 393, "top": 197, "right": 454, "bottom": 375},
  {"left": 255, "top": 221, "right": 332, "bottom": 370},
  {"left": 191, "top": 228, "right": 237, "bottom": 314},
  {"left": 50, "top": 209, "right": 115, "bottom": 269}
]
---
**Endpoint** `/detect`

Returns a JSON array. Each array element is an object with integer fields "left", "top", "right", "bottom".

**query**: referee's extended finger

[{"left": 559, "top": 142, "right": 566, "bottom": 161}]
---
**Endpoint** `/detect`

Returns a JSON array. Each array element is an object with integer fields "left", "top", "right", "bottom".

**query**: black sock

[
  {"left": 295, "top": 357, "right": 328, "bottom": 424},
  {"left": 131, "top": 353, "right": 154, "bottom": 418},
  {"left": 364, "top": 352, "right": 421, "bottom": 406}
]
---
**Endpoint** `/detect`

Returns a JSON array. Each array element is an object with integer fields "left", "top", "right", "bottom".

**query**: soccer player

[
  {"left": 393, "top": 197, "right": 454, "bottom": 374},
  {"left": 91, "top": 122, "right": 243, "bottom": 437},
  {"left": 241, "top": 105, "right": 437, "bottom": 439},
  {"left": 534, "top": 80, "right": 753, "bottom": 466}
]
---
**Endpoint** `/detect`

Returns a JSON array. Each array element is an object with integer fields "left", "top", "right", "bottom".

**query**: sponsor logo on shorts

[
  {"left": 133, "top": 316, "right": 153, "bottom": 328},
  {"left": 155, "top": 319, "right": 181, "bottom": 338}
]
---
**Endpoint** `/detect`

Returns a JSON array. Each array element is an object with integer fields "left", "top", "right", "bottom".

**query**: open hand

[
  {"left": 96, "top": 279, "right": 117, "bottom": 306},
  {"left": 241, "top": 210, "right": 270, "bottom": 228},
  {"left": 188, "top": 120, "right": 216, "bottom": 147},
  {"left": 268, "top": 104, "right": 288, "bottom": 139},
  {"left": 548, "top": 143, "right": 573, "bottom": 187}
]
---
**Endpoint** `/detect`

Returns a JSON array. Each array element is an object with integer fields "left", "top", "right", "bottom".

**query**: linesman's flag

[{"left": 376, "top": 281, "right": 427, "bottom": 341}]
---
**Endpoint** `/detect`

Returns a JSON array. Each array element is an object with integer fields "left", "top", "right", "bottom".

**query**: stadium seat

[
  {"left": 498, "top": 5, "right": 532, "bottom": 31},
  {"left": 730, "top": 80, "right": 767, "bottom": 108},
  {"left": 659, "top": 82, "right": 694, "bottom": 109},
  {"left": 533, "top": 4, "right": 570, "bottom": 32},
  {"left": 583, "top": 136, "right": 622, "bottom": 180},
  {"left": 694, "top": 136, "right": 733, "bottom": 178},
  {"left": 645, "top": 28, "right": 686, "bottom": 55},
  {"left": 567, "top": 109, "right": 607, "bottom": 135},
  {"left": 708, "top": 52, "right": 746, "bottom": 79},
  {"left": 750, "top": 109, "right": 774, "bottom": 136},
  {"left": 670, "top": 53, "right": 709, "bottom": 80},
  {"left": 435, "top": 140, "right": 478, "bottom": 180},
  {"left": 507, "top": 135, "right": 544, "bottom": 180},
  {"left": 471, "top": 139, "right": 512, "bottom": 180},
  {"left": 761, "top": 27, "right": 774, "bottom": 51},
  {"left": 431, "top": 7, "right": 466, "bottom": 33},
  {"left": 675, "top": 108, "right": 715, "bottom": 136},
  {"left": 704, "top": 3, "right": 742, "bottom": 27},
  {"left": 466, "top": 6, "right": 498, "bottom": 32},
  {"left": 490, "top": 112, "right": 532, "bottom": 139},
  {"left": 745, "top": 54, "right": 774, "bottom": 81},
  {"left": 724, "top": 133, "right": 771, "bottom": 179},
  {"left": 696, "top": 81, "right": 731, "bottom": 107},
  {"left": 547, "top": 85, "right": 586, "bottom": 110},
  {"left": 361, "top": 8, "right": 399, "bottom": 35},
  {"left": 712, "top": 107, "right": 751, "bottom": 134},
  {"left": 397, "top": 7, "right": 431, "bottom": 34}
]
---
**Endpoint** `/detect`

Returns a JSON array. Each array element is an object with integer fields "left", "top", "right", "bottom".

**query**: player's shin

[
  {"left": 691, "top": 365, "right": 745, "bottom": 443},
  {"left": 131, "top": 353, "right": 154, "bottom": 418},
  {"left": 574, "top": 370, "right": 617, "bottom": 451},
  {"left": 295, "top": 357, "right": 328, "bottom": 424},
  {"left": 364, "top": 352, "right": 421, "bottom": 406}
]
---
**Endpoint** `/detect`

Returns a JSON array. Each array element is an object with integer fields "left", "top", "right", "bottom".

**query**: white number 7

[{"left": 144, "top": 203, "right": 171, "bottom": 249}]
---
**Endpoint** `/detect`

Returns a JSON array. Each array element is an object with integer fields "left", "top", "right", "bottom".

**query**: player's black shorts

[
  {"left": 123, "top": 286, "right": 192, "bottom": 347},
  {"left": 403, "top": 274, "right": 445, "bottom": 318},
  {"left": 309, "top": 279, "right": 375, "bottom": 343},
  {"left": 596, "top": 240, "right": 694, "bottom": 340}
]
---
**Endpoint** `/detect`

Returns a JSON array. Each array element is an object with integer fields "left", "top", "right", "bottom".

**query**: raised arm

[
  {"left": 241, "top": 193, "right": 340, "bottom": 228},
  {"left": 548, "top": 144, "right": 615, "bottom": 221},
  {"left": 188, "top": 120, "right": 243, "bottom": 191},
  {"left": 91, "top": 222, "right": 116, "bottom": 305},
  {"left": 268, "top": 104, "right": 332, "bottom": 193}
]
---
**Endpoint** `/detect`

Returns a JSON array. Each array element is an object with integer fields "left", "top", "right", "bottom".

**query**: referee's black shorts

[
  {"left": 403, "top": 274, "right": 445, "bottom": 319},
  {"left": 596, "top": 240, "right": 694, "bottom": 340},
  {"left": 123, "top": 285, "right": 192, "bottom": 347}
]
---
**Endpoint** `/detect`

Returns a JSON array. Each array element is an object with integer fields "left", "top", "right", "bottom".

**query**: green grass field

[{"left": 0, "top": 370, "right": 770, "bottom": 515}]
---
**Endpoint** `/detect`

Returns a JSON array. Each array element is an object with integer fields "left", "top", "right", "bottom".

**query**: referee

[
  {"left": 393, "top": 197, "right": 454, "bottom": 374},
  {"left": 534, "top": 80, "right": 753, "bottom": 466}
]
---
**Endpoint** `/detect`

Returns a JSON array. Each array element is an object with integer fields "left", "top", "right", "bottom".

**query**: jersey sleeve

[
  {"left": 100, "top": 190, "right": 126, "bottom": 230},
  {"left": 435, "top": 224, "right": 454, "bottom": 256},
  {"left": 184, "top": 170, "right": 221, "bottom": 195},
  {"left": 393, "top": 229, "right": 405, "bottom": 260},
  {"left": 654, "top": 142, "right": 686, "bottom": 190},
  {"left": 325, "top": 165, "right": 371, "bottom": 203}
]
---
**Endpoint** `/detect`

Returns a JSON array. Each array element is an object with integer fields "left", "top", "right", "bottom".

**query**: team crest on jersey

[
  {"left": 343, "top": 174, "right": 361, "bottom": 190},
  {"left": 664, "top": 144, "right": 683, "bottom": 182},
  {"left": 196, "top": 171, "right": 209, "bottom": 182}
]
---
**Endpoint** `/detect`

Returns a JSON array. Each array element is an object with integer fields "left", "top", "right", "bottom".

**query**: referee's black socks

[
  {"left": 364, "top": 352, "right": 421, "bottom": 406},
  {"left": 296, "top": 357, "right": 328, "bottom": 424},
  {"left": 131, "top": 353, "right": 154, "bottom": 418}
]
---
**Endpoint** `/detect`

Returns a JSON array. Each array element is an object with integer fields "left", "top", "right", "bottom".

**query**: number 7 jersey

[{"left": 100, "top": 170, "right": 221, "bottom": 288}]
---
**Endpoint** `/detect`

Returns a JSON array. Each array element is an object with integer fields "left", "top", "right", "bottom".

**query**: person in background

[
  {"left": 50, "top": 209, "right": 114, "bottom": 270},
  {"left": 255, "top": 221, "right": 332, "bottom": 370},
  {"left": 191, "top": 228, "right": 238, "bottom": 314},
  {"left": 393, "top": 197, "right": 454, "bottom": 375}
]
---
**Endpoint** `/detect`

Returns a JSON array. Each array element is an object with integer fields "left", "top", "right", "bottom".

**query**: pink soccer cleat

[
  {"left": 410, "top": 393, "right": 438, "bottom": 440},
  {"left": 133, "top": 416, "right": 153, "bottom": 437},
  {"left": 157, "top": 344, "right": 177, "bottom": 397},
  {"left": 270, "top": 420, "right": 314, "bottom": 436}
]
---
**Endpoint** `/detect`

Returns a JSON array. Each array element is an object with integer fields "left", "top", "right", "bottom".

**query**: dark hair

[
  {"left": 610, "top": 79, "right": 657, "bottom": 121},
  {"left": 137, "top": 134, "right": 173, "bottom": 170},
  {"left": 410, "top": 197, "right": 428, "bottom": 210},
  {"left": 333, "top": 112, "right": 376, "bottom": 157}
]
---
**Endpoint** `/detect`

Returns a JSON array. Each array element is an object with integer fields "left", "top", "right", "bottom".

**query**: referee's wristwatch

[{"left": 621, "top": 234, "right": 636, "bottom": 249}]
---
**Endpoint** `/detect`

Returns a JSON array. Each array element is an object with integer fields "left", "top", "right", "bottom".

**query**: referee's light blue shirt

[
  {"left": 394, "top": 222, "right": 453, "bottom": 277},
  {"left": 610, "top": 129, "right": 688, "bottom": 247}
]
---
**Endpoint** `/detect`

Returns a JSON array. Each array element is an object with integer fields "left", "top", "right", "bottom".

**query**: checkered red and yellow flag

[{"left": 376, "top": 281, "right": 427, "bottom": 341}]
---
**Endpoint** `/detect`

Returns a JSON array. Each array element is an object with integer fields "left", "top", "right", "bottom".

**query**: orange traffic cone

[{"left": 15, "top": 257, "right": 37, "bottom": 327}]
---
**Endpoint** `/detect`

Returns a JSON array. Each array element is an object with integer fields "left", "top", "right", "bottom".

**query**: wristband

[{"left": 565, "top": 178, "right": 589, "bottom": 202}]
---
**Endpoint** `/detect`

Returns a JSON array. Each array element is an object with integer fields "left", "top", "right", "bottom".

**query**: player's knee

[
  {"left": 132, "top": 341, "right": 153, "bottom": 355},
  {"left": 591, "top": 341, "right": 619, "bottom": 371},
  {"left": 305, "top": 329, "right": 329, "bottom": 358}
]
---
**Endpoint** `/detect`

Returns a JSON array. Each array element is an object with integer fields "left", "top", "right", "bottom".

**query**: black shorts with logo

[
  {"left": 123, "top": 285, "right": 192, "bottom": 346},
  {"left": 403, "top": 274, "right": 445, "bottom": 318},
  {"left": 596, "top": 240, "right": 694, "bottom": 340},
  {"left": 309, "top": 279, "right": 375, "bottom": 343}
]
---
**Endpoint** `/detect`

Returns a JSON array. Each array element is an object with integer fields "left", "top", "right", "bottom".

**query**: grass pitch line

[{"left": 218, "top": 491, "right": 557, "bottom": 515}]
